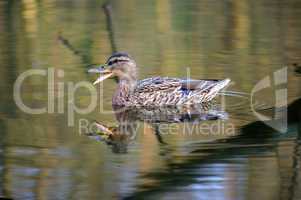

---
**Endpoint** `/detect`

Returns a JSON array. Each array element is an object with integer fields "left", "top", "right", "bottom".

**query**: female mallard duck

[{"left": 88, "top": 52, "right": 230, "bottom": 107}]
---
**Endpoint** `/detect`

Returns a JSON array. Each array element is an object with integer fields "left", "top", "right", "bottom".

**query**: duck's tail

[
  {"left": 181, "top": 78, "right": 231, "bottom": 104},
  {"left": 202, "top": 78, "right": 231, "bottom": 101}
]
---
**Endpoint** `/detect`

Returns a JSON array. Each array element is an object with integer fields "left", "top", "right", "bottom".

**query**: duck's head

[{"left": 88, "top": 52, "right": 137, "bottom": 84}]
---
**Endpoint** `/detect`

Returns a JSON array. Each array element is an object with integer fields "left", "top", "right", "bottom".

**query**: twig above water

[
  {"left": 57, "top": 33, "right": 92, "bottom": 66},
  {"left": 102, "top": 2, "right": 117, "bottom": 53},
  {"left": 57, "top": 2, "right": 118, "bottom": 67}
]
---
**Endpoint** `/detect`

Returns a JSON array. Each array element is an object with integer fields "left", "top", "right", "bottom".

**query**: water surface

[{"left": 0, "top": 0, "right": 301, "bottom": 199}]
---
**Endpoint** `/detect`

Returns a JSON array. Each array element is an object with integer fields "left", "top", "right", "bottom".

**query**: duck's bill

[
  {"left": 88, "top": 66, "right": 113, "bottom": 85},
  {"left": 92, "top": 73, "right": 113, "bottom": 85}
]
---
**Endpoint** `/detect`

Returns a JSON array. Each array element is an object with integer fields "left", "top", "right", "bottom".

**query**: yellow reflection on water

[{"left": 22, "top": 0, "right": 37, "bottom": 38}]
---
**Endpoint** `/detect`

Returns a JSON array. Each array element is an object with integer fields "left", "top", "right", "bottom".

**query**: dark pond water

[{"left": 0, "top": 0, "right": 301, "bottom": 199}]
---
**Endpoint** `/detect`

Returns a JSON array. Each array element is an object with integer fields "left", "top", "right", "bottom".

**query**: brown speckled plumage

[{"left": 89, "top": 52, "right": 231, "bottom": 107}]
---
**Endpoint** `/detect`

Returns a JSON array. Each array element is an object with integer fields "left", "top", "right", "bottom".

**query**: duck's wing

[
  {"left": 181, "top": 79, "right": 218, "bottom": 90},
  {"left": 134, "top": 77, "right": 230, "bottom": 105},
  {"left": 179, "top": 78, "right": 231, "bottom": 102},
  {"left": 181, "top": 78, "right": 230, "bottom": 91},
  {"left": 136, "top": 77, "right": 230, "bottom": 93},
  {"left": 134, "top": 77, "right": 182, "bottom": 106},
  {"left": 135, "top": 77, "right": 182, "bottom": 93}
]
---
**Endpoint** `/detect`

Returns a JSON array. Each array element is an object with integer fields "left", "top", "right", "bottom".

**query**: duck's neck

[{"left": 113, "top": 78, "right": 137, "bottom": 105}]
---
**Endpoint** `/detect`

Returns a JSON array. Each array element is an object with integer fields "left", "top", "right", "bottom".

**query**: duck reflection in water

[
  {"left": 85, "top": 103, "right": 229, "bottom": 153},
  {"left": 121, "top": 97, "right": 301, "bottom": 199}
]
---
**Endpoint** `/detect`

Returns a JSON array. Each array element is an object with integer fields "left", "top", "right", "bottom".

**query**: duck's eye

[
  {"left": 107, "top": 59, "right": 128, "bottom": 66},
  {"left": 108, "top": 59, "right": 119, "bottom": 65}
]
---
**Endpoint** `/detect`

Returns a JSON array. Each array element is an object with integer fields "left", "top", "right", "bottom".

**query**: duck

[{"left": 88, "top": 52, "right": 230, "bottom": 107}]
